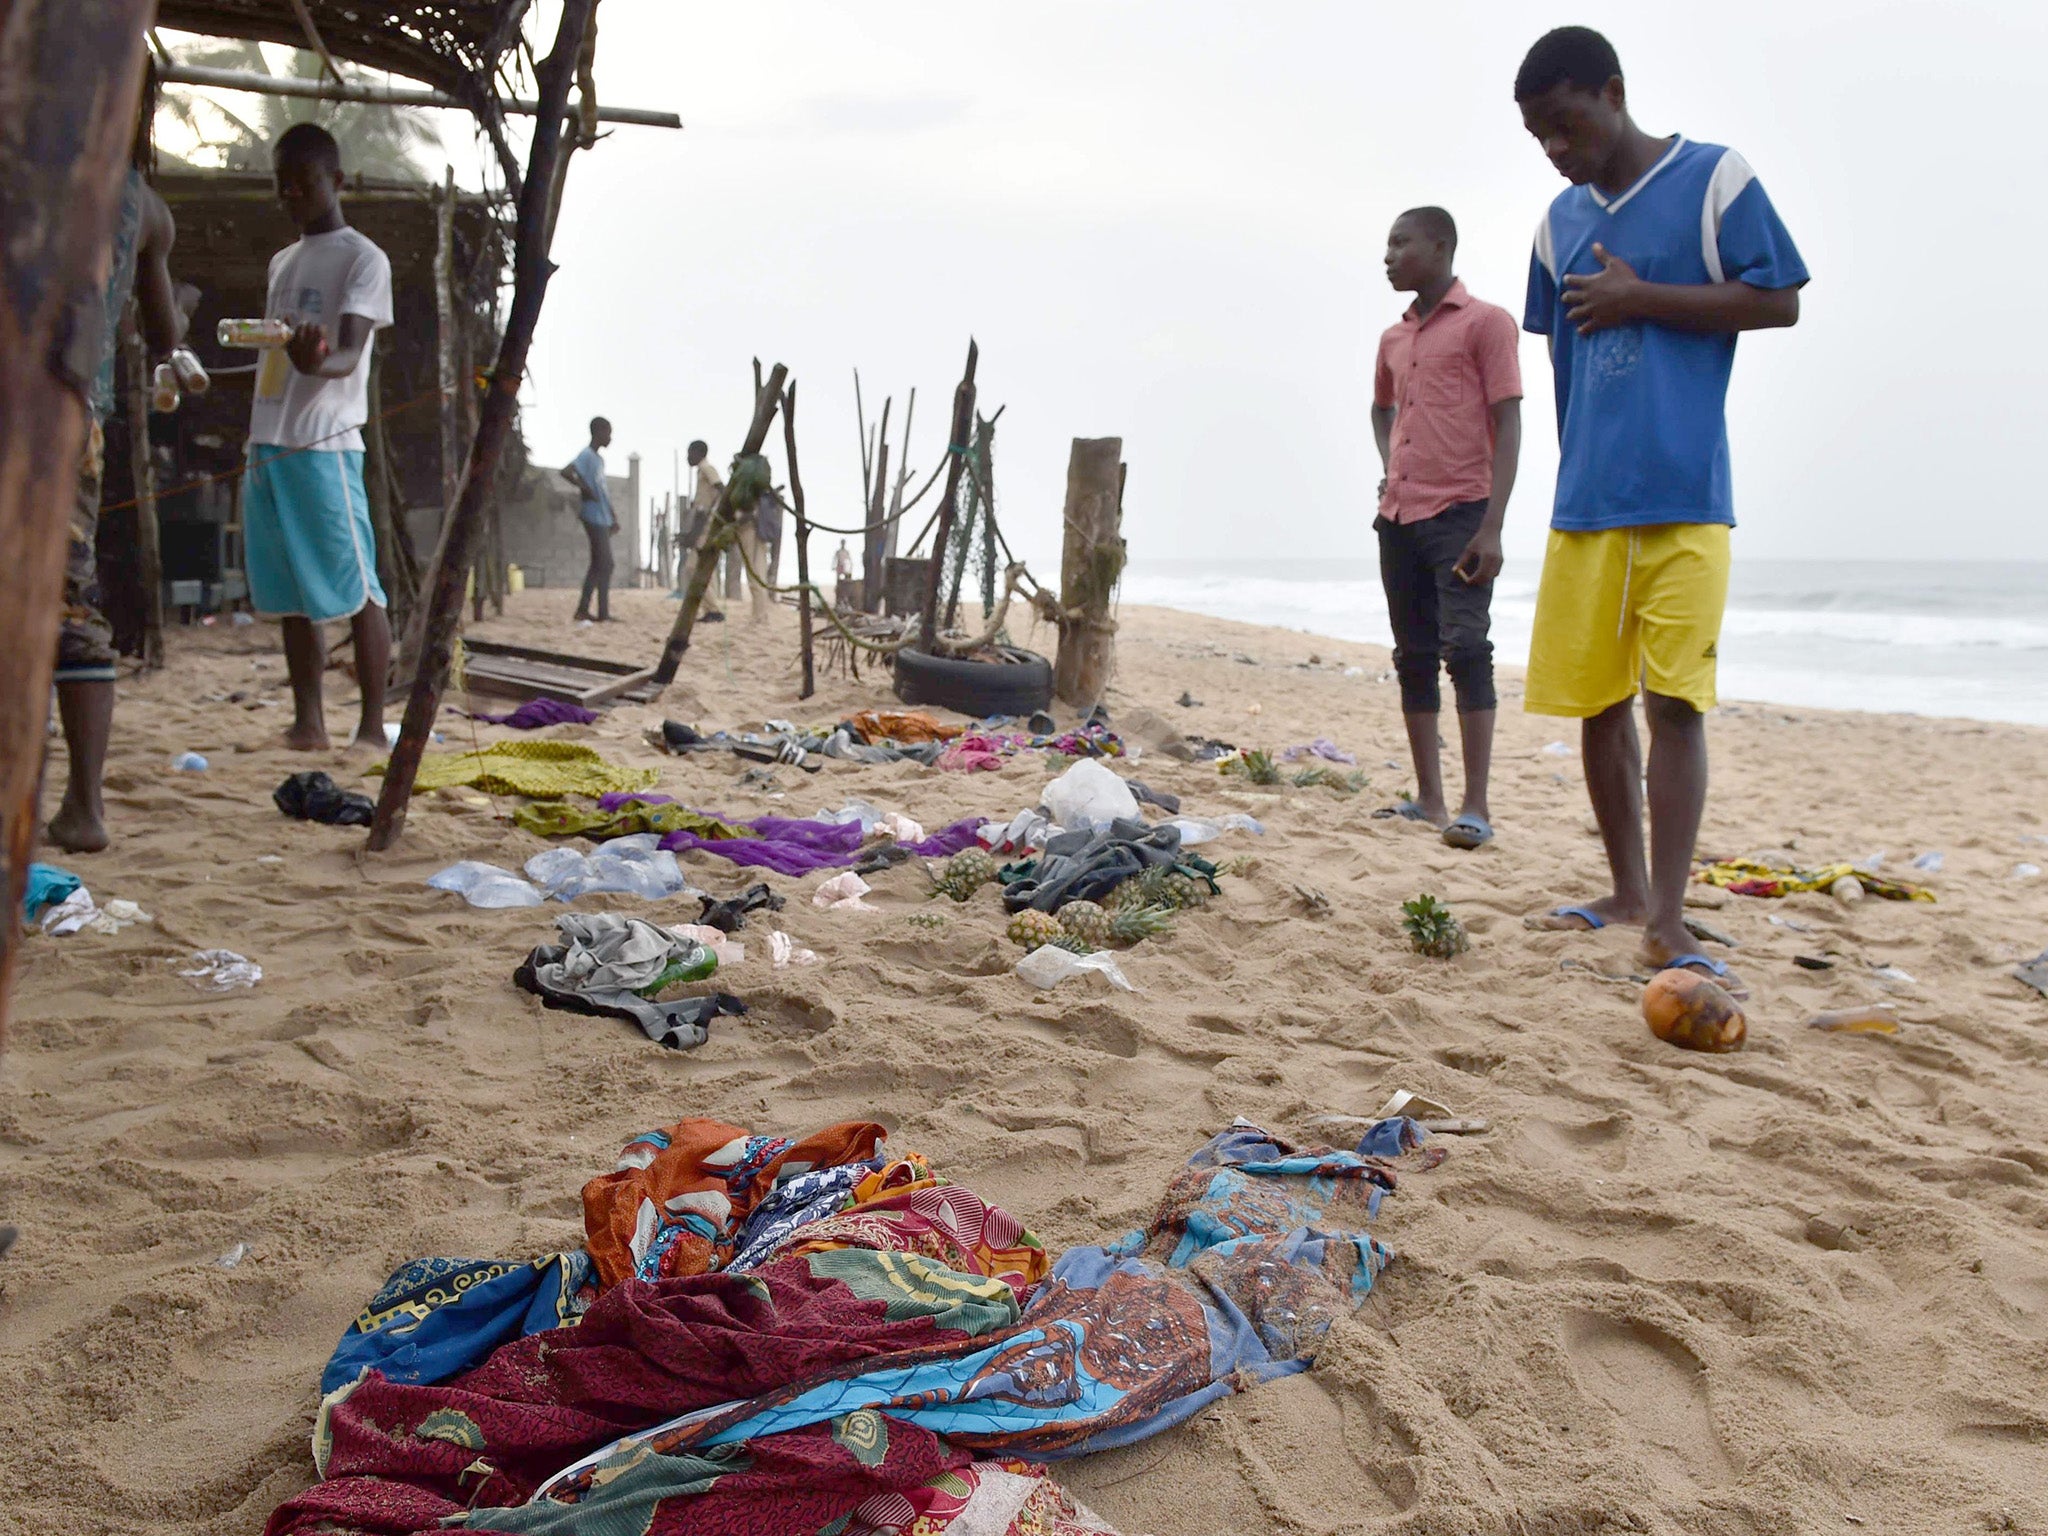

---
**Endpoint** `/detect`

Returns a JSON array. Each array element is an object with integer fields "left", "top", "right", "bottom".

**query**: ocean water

[{"left": 1119, "top": 558, "right": 2048, "bottom": 726}]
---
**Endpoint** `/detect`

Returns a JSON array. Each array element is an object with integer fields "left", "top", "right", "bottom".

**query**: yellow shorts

[{"left": 1524, "top": 523, "right": 1730, "bottom": 717}]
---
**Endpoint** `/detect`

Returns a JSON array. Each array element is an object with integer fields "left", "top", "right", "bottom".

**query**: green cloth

[
  {"left": 374, "top": 741, "right": 659, "bottom": 801},
  {"left": 511, "top": 799, "right": 745, "bottom": 840}
]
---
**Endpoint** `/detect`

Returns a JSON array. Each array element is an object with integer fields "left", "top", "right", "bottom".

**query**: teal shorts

[{"left": 243, "top": 444, "right": 387, "bottom": 622}]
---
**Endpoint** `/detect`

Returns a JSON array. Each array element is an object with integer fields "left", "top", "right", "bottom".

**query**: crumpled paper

[{"left": 813, "top": 872, "right": 874, "bottom": 911}]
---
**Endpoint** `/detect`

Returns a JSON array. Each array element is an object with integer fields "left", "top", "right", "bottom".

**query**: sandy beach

[{"left": 4, "top": 588, "right": 2048, "bottom": 1536}]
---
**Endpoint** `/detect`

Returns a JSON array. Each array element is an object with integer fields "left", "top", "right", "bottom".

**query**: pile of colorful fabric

[
  {"left": 376, "top": 740, "right": 660, "bottom": 800},
  {"left": 463, "top": 699, "right": 603, "bottom": 730},
  {"left": 270, "top": 1114, "right": 1436, "bottom": 1536},
  {"left": 1692, "top": 856, "right": 1936, "bottom": 903},
  {"left": 937, "top": 724, "right": 1126, "bottom": 775},
  {"left": 519, "top": 793, "right": 986, "bottom": 878}
]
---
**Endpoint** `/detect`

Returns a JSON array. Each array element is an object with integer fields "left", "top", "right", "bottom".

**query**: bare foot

[
  {"left": 45, "top": 799, "right": 109, "bottom": 854},
  {"left": 343, "top": 730, "right": 387, "bottom": 759},
  {"left": 1524, "top": 894, "right": 1644, "bottom": 931},
  {"left": 1636, "top": 923, "right": 1749, "bottom": 997}
]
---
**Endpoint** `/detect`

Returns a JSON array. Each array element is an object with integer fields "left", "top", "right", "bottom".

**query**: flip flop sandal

[
  {"left": 1372, "top": 801, "right": 1436, "bottom": 824},
  {"left": 1524, "top": 904, "right": 1606, "bottom": 931},
  {"left": 1660, "top": 952, "right": 1751, "bottom": 1000},
  {"left": 1441, "top": 814, "right": 1493, "bottom": 850}
]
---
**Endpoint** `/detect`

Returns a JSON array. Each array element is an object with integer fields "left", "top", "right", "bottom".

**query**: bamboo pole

[
  {"left": 885, "top": 385, "right": 915, "bottom": 561},
  {"left": 784, "top": 380, "right": 816, "bottom": 699},
  {"left": 917, "top": 340, "right": 979, "bottom": 653},
  {"left": 0, "top": 0, "right": 154, "bottom": 1043},
  {"left": 123, "top": 308, "right": 164, "bottom": 668},
  {"left": 153, "top": 62, "right": 681, "bottom": 128},
  {"left": 651, "top": 362, "right": 788, "bottom": 685},
  {"left": 367, "top": 0, "right": 598, "bottom": 853}
]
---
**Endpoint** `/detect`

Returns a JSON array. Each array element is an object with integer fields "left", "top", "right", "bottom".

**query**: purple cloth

[
  {"left": 468, "top": 699, "right": 601, "bottom": 729},
  {"left": 1281, "top": 738, "right": 1357, "bottom": 766},
  {"left": 590, "top": 795, "right": 985, "bottom": 877}
]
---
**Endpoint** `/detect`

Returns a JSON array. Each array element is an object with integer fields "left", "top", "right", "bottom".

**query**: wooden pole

[
  {"left": 1052, "top": 437, "right": 1126, "bottom": 707},
  {"left": 123, "top": 308, "right": 164, "bottom": 668},
  {"left": 367, "top": 0, "right": 597, "bottom": 852},
  {"left": 362, "top": 351, "right": 421, "bottom": 642},
  {"left": 434, "top": 165, "right": 459, "bottom": 527},
  {"left": 917, "top": 340, "right": 979, "bottom": 653},
  {"left": 783, "top": 380, "right": 816, "bottom": 699},
  {"left": 885, "top": 385, "right": 915, "bottom": 561},
  {"left": 651, "top": 362, "right": 787, "bottom": 685},
  {"left": 0, "top": 0, "right": 153, "bottom": 1043},
  {"left": 864, "top": 437, "right": 889, "bottom": 611}
]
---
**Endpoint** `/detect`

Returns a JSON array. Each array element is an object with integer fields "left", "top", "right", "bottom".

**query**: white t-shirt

[{"left": 249, "top": 226, "right": 393, "bottom": 450}]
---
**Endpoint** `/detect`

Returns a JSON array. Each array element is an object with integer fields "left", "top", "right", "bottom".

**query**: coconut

[{"left": 1641, "top": 969, "right": 1746, "bottom": 1052}]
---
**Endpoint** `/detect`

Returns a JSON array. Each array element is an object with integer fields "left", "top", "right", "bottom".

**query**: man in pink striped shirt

[{"left": 1371, "top": 206, "right": 1524, "bottom": 849}]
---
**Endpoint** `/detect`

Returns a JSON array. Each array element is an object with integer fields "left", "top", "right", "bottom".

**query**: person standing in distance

[
  {"left": 1515, "top": 25, "right": 1807, "bottom": 995},
  {"left": 561, "top": 415, "right": 617, "bottom": 623},
  {"left": 1370, "top": 205, "right": 1523, "bottom": 850}
]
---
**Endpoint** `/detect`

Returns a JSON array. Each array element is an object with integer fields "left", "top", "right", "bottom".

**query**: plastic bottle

[
  {"left": 1806, "top": 1004, "right": 1900, "bottom": 1035},
  {"left": 172, "top": 751, "right": 207, "bottom": 771},
  {"left": 150, "top": 362, "right": 180, "bottom": 413},
  {"left": 217, "top": 317, "right": 291, "bottom": 349},
  {"left": 168, "top": 346, "right": 210, "bottom": 395}
]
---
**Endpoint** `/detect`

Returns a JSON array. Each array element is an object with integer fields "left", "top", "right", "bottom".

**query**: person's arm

[
  {"left": 284, "top": 312, "right": 375, "bottom": 378},
  {"left": 1563, "top": 243, "right": 1800, "bottom": 336},
  {"left": 1454, "top": 399, "right": 1520, "bottom": 585},
  {"left": 1370, "top": 405, "right": 1396, "bottom": 500},
  {"left": 559, "top": 463, "right": 591, "bottom": 495},
  {"left": 132, "top": 187, "right": 184, "bottom": 357}
]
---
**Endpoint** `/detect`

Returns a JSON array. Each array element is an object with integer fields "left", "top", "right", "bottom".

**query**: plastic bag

[
  {"left": 813, "top": 872, "right": 874, "bottom": 910},
  {"left": 179, "top": 949, "right": 262, "bottom": 991},
  {"left": 1041, "top": 759, "right": 1139, "bottom": 831},
  {"left": 1164, "top": 813, "right": 1265, "bottom": 846},
  {"left": 770, "top": 930, "right": 819, "bottom": 968},
  {"left": 427, "top": 861, "right": 544, "bottom": 908},
  {"left": 1015, "top": 945, "right": 1134, "bottom": 992},
  {"left": 524, "top": 839, "right": 694, "bottom": 902},
  {"left": 668, "top": 921, "right": 744, "bottom": 967}
]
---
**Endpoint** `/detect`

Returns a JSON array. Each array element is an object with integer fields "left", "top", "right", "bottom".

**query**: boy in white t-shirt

[{"left": 243, "top": 122, "right": 394, "bottom": 753}]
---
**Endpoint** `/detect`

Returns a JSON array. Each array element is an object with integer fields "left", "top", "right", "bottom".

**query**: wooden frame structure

[{"left": 0, "top": 0, "right": 675, "bottom": 1036}]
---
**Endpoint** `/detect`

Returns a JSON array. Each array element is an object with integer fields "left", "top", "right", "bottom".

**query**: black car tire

[{"left": 891, "top": 645, "right": 1055, "bottom": 717}]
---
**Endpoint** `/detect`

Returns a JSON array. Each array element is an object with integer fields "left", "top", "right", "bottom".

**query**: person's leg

[
  {"left": 349, "top": 603, "right": 391, "bottom": 750},
  {"left": 594, "top": 527, "right": 615, "bottom": 620},
  {"left": 48, "top": 425, "right": 118, "bottom": 852},
  {"left": 1575, "top": 697, "right": 1650, "bottom": 924},
  {"left": 575, "top": 519, "right": 602, "bottom": 620},
  {"left": 1432, "top": 502, "right": 1498, "bottom": 826},
  {"left": 737, "top": 525, "right": 770, "bottom": 622},
  {"left": 280, "top": 616, "right": 329, "bottom": 750},
  {"left": 1639, "top": 691, "right": 1707, "bottom": 963},
  {"left": 1376, "top": 516, "right": 1446, "bottom": 821}
]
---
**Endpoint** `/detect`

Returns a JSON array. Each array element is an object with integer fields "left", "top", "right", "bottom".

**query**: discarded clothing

[
  {"left": 23, "top": 863, "right": 80, "bottom": 921},
  {"left": 936, "top": 725, "right": 1127, "bottom": 774},
  {"left": 1280, "top": 738, "right": 1358, "bottom": 766},
  {"left": 41, "top": 888, "right": 150, "bottom": 936},
  {"left": 845, "top": 709, "right": 964, "bottom": 744},
  {"left": 1000, "top": 817, "right": 1213, "bottom": 913},
  {"left": 1182, "top": 735, "right": 1240, "bottom": 762},
  {"left": 465, "top": 698, "right": 601, "bottom": 729},
  {"left": 320, "top": 1251, "right": 597, "bottom": 1395},
  {"left": 1125, "top": 778, "right": 1181, "bottom": 814},
  {"left": 513, "top": 915, "right": 729, "bottom": 1049},
  {"left": 379, "top": 740, "right": 658, "bottom": 800},
  {"left": 696, "top": 882, "right": 785, "bottom": 933},
  {"left": 835, "top": 1457, "right": 1130, "bottom": 1536},
  {"left": 513, "top": 799, "right": 743, "bottom": 841},
  {"left": 273, "top": 770, "right": 374, "bottom": 827},
  {"left": 1693, "top": 857, "right": 1936, "bottom": 903},
  {"left": 656, "top": 802, "right": 984, "bottom": 878}
]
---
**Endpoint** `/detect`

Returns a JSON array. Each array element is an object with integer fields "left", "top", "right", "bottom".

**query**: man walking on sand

[
  {"left": 1370, "top": 206, "right": 1522, "bottom": 851},
  {"left": 243, "top": 122, "right": 394, "bottom": 754},
  {"left": 1514, "top": 26, "right": 1807, "bottom": 993},
  {"left": 561, "top": 415, "right": 617, "bottom": 623}
]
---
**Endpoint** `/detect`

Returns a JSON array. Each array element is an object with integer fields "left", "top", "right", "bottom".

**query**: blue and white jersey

[{"left": 1525, "top": 136, "right": 1808, "bottom": 532}]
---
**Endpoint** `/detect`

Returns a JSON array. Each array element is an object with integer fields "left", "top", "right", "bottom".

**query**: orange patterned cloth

[
  {"left": 848, "top": 709, "right": 965, "bottom": 744},
  {"left": 582, "top": 1117, "right": 888, "bottom": 1289}
]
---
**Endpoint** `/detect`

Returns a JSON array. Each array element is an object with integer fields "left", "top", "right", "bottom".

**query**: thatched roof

[{"left": 153, "top": 1, "right": 525, "bottom": 102}]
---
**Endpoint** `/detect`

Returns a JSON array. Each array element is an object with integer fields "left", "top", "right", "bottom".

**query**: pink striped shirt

[{"left": 1373, "top": 280, "right": 1522, "bottom": 524}]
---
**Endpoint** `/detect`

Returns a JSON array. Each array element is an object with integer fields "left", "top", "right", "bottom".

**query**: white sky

[{"left": 188, "top": 2, "right": 2048, "bottom": 574}]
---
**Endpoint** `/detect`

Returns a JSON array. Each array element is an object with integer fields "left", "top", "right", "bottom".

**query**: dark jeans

[
  {"left": 1375, "top": 498, "right": 1496, "bottom": 715},
  {"left": 576, "top": 519, "right": 614, "bottom": 620}
]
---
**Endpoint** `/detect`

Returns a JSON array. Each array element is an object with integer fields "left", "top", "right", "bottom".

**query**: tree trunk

[
  {"left": 0, "top": 0, "right": 153, "bottom": 1044},
  {"left": 123, "top": 310, "right": 164, "bottom": 668},
  {"left": 917, "top": 341, "right": 978, "bottom": 653},
  {"left": 1052, "top": 437, "right": 1125, "bottom": 707},
  {"left": 783, "top": 380, "right": 815, "bottom": 698},
  {"left": 367, "top": 0, "right": 597, "bottom": 852}
]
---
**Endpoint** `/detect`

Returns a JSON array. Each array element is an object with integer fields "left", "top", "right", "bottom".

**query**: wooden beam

[
  {"left": 917, "top": 340, "right": 979, "bottom": 653},
  {"left": 155, "top": 61, "right": 682, "bottom": 129},
  {"left": 651, "top": 363, "right": 788, "bottom": 685},
  {"left": 0, "top": 0, "right": 154, "bottom": 1046},
  {"left": 783, "top": 380, "right": 816, "bottom": 699},
  {"left": 366, "top": 0, "right": 598, "bottom": 852}
]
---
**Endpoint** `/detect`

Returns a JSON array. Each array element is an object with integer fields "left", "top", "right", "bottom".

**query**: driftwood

[
  {"left": 651, "top": 361, "right": 788, "bottom": 685},
  {"left": 0, "top": 0, "right": 155, "bottom": 1044},
  {"left": 783, "top": 380, "right": 817, "bottom": 699},
  {"left": 917, "top": 340, "right": 979, "bottom": 653},
  {"left": 1052, "top": 436, "right": 1126, "bottom": 707},
  {"left": 366, "top": 0, "right": 597, "bottom": 852}
]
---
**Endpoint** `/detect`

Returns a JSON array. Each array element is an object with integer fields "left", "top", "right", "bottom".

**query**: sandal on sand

[
  {"left": 1659, "top": 953, "right": 1750, "bottom": 999},
  {"left": 1373, "top": 801, "right": 1436, "bottom": 824},
  {"left": 1525, "top": 904, "right": 1606, "bottom": 931},
  {"left": 1442, "top": 814, "right": 1493, "bottom": 850}
]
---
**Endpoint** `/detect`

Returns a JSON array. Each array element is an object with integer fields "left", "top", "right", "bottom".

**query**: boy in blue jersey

[
  {"left": 1515, "top": 26, "right": 1808, "bottom": 989},
  {"left": 561, "top": 416, "right": 618, "bottom": 623}
]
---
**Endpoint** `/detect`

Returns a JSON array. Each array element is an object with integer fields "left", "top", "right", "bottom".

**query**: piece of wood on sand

[
  {"left": 366, "top": 0, "right": 596, "bottom": 853},
  {"left": 0, "top": 0, "right": 154, "bottom": 1045},
  {"left": 651, "top": 362, "right": 789, "bottom": 686},
  {"left": 1052, "top": 436, "right": 1125, "bottom": 707}
]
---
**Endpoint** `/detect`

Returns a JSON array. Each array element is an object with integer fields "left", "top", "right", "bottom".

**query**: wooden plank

[{"left": 463, "top": 638, "right": 644, "bottom": 677}]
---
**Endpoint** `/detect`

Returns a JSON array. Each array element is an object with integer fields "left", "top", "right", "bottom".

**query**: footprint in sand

[{"left": 1562, "top": 1310, "right": 1734, "bottom": 1496}]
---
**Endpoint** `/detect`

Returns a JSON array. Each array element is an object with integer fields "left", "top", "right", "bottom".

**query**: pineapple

[
  {"left": 1058, "top": 900, "right": 1112, "bottom": 947},
  {"left": 1046, "top": 934, "right": 1096, "bottom": 955},
  {"left": 1401, "top": 894, "right": 1469, "bottom": 959},
  {"left": 1106, "top": 903, "right": 1175, "bottom": 944},
  {"left": 1162, "top": 870, "right": 1213, "bottom": 910},
  {"left": 1007, "top": 908, "right": 1062, "bottom": 951},
  {"left": 931, "top": 848, "right": 998, "bottom": 902}
]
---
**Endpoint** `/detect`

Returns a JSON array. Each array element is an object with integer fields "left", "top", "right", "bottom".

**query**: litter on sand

[
  {"left": 1807, "top": 1004, "right": 1901, "bottom": 1035},
  {"left": 813, "top": 871, "right": 875, "bottom": 910},
  {"left": 1015, "top": 945, "right": 1134, "bottom": 991},
  {"left": 769, "top": 930, "right": 819, "bottom": 968},
  {"left": 179, "top": 950, "right": 261, "bottom": 991}
]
